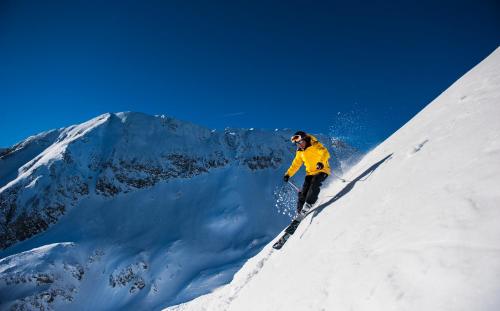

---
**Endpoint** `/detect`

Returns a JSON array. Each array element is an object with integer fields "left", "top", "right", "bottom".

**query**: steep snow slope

[
  {"left": 167, "top": 48, "right": 500, "bottom": 311},
  {"left": 0, "top": 129, "right": 62, "bottom": 188},
  {"left": 0, "top": 112, "right": 351, "bottom": 310}
]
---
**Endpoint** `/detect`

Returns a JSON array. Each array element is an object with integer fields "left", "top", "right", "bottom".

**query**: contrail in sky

[{"left": 223, "top": 112, "right": 246, "bottom": 117}]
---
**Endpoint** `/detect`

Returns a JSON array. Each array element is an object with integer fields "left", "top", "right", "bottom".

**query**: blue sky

[{"left": 0, "top": 0, "right": 498, "bottom": 150}]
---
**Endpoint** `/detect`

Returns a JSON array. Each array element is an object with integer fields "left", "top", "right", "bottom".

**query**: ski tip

[{"left": 272, "top": 240, "right": 286, "bottom": 250}]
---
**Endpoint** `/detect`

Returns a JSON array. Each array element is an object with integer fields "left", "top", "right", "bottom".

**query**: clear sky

[{"left": 0, "top": 0, "right": 499, "bottom": 150}]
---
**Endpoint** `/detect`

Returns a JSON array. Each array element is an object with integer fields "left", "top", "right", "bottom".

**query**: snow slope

[
  {"left": 167, "top": 48, "right": 500, "bottom": 311},
  {"left": 0, "top": 129, "right": 62, "bottom": 189}
]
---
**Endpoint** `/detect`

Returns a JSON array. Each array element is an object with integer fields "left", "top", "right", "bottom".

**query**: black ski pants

[{"left": 297, "top": 172, "right": 328, "bottom": 213}]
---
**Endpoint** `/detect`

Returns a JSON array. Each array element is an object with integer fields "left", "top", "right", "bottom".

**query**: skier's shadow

[{"left": 310, "top": 153, "right": 393, "bottom": 220}]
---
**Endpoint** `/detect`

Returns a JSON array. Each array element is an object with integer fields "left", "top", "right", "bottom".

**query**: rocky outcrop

[
  {"left": 109, "top": 261, "right": 149, "bottom": 293},
  {"left": 0, "top": 243, "right": 101, "bottom": 311}
]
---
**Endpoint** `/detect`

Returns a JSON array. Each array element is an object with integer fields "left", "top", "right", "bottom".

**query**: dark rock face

[
  {"left": 109, "top": 261, "right": 148, "bottom": 294},
  {"left": 243, "top": 153, "right": 283, "bottom": 170},
  {"left": 93, "top": 151, "right": 231, "bottom": 196},
  {"left": 0, "top": 193, "right": 66, "bottom": 249}
]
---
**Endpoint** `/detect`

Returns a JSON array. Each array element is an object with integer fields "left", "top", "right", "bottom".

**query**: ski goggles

[{"left": 291, "top": 134, "right": 305, "bottom": 144}]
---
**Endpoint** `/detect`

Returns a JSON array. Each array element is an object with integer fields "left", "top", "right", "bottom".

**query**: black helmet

[{"left": 290, "top": 131, "right": 307, "bottom": 143}]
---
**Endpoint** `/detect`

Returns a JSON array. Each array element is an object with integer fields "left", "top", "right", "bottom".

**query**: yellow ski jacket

[{"left": 286, "top": 135, "right": 331, "bottom": 177}]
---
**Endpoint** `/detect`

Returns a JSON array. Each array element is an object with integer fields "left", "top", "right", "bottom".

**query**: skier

[{"left": 284, "top": 131, "right": 330, "bottom": 215}]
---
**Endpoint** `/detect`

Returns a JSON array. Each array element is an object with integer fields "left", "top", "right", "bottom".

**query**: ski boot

[
  {"left": 301, "top": 202, "right": 313, "bottom": 214},
  {"left": 295, "top": 203, "right": 313, "bottom": 221}
]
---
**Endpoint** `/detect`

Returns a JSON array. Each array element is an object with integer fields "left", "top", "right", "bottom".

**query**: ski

[{"left": 272, "top": 208, "right": 315, "bottom": 250}]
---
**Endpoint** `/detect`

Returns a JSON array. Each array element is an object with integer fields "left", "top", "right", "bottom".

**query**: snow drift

[{"left": 167, "top": 48, "right": 500, "bottom": 311}]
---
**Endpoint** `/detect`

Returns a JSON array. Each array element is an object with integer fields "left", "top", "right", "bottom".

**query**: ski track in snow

[{"left": 226, "top": 248, "right": 275, "bottom": 303}]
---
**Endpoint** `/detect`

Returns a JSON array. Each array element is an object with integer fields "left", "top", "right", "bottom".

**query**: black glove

[
  {"left": 283, "top": 174, "right": 290, "bottom": 182},
  {"left": 316, "top": 162, "right": 324, "bottom": 170}
]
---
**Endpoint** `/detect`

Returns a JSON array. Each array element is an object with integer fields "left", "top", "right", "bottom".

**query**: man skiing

[
  {"left": 272, "top": 131, "right": 331, "bottom": 250},
  {"left": 284, "top": 131, "right": 330, "bottom": 216}
]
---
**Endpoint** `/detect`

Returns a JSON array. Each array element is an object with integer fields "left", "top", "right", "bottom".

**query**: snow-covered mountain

[
  {"left": 166, "top": 48, "right": 500, "bottom": 311},
  {"left": 0, "top": 113, "right": 352, "bottom": 310}
]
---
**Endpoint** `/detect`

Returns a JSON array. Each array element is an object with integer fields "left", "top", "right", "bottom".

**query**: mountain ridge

[{"left": 0, "top": 112, "right": 359, "bottom": 310}]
